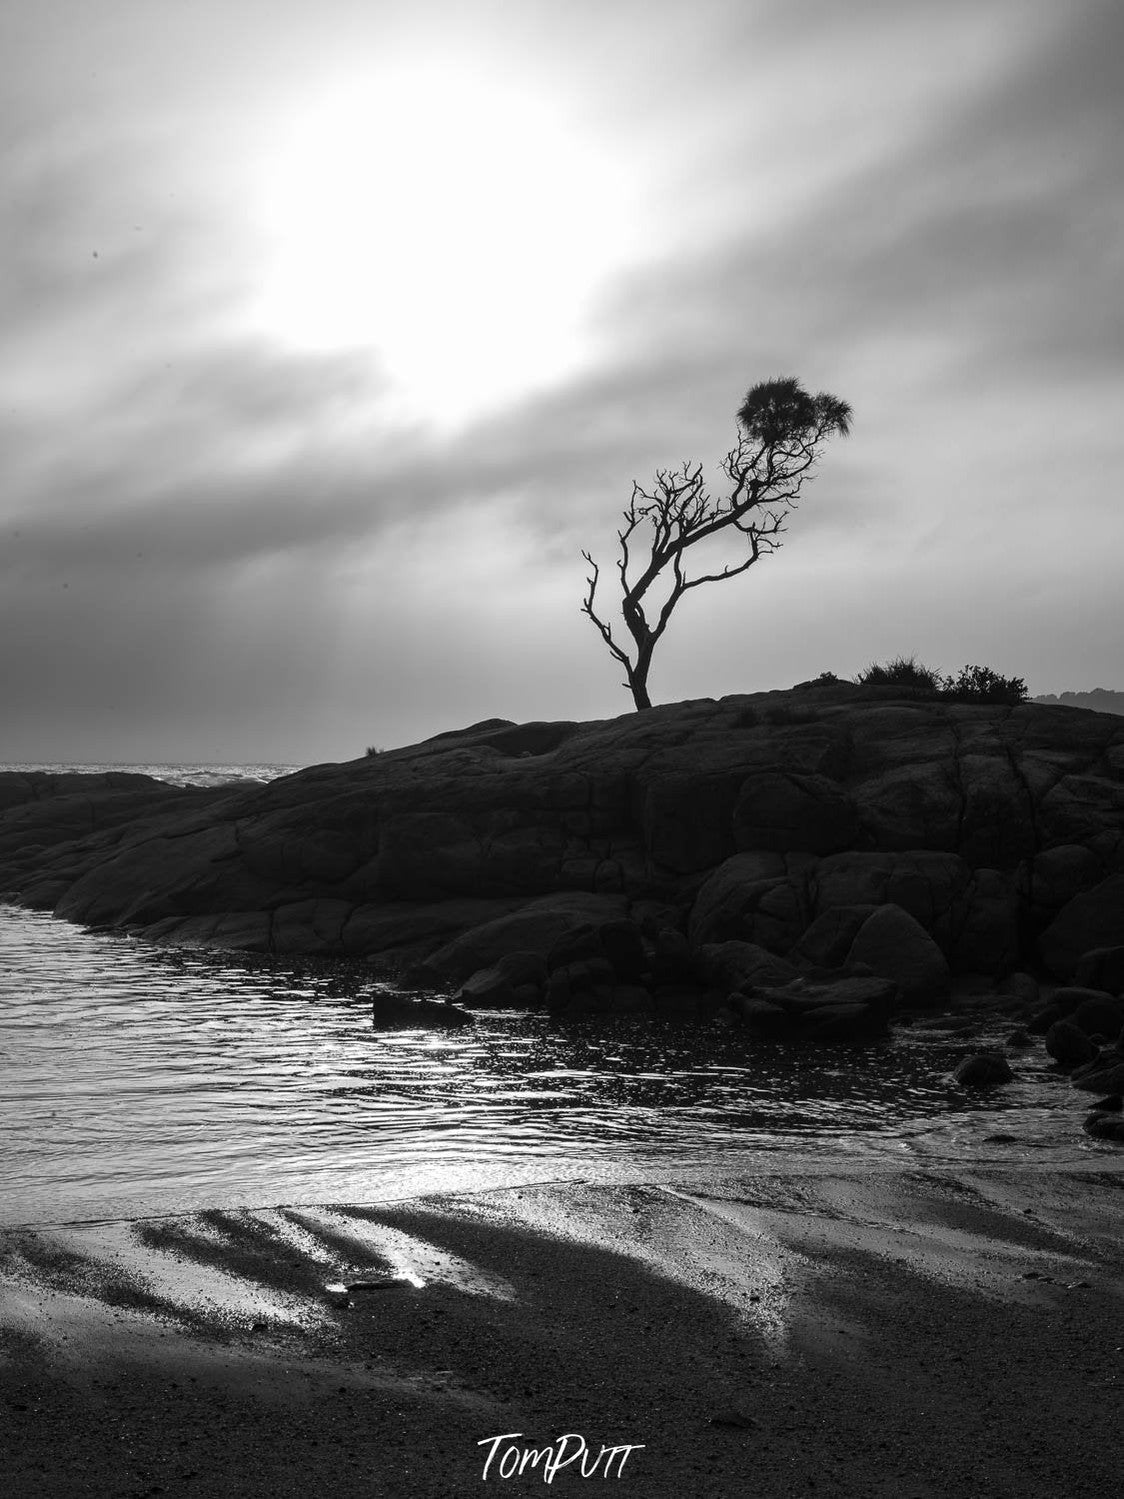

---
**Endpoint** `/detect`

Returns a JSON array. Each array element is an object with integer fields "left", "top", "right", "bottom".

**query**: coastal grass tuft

[
  {"left": 855, "top": 654, "right": 945, "bottom": 693},
  {"left": 853, "top": 656, "right": 1028, "bottom": 707}
]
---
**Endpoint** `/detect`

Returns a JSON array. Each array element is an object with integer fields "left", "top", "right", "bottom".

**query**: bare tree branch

[{"left": 580, "top": 376, "right": 852, "bottom": 711}]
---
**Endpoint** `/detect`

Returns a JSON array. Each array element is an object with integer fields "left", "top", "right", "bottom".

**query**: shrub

[
  {"left": 854, "top": 655, "right": 944, "bottom": 694},
  {"left": 941, "top": 664, "right": 1028, "bottom": 706},
  {"left": 365, "top": 745, "right": 383, "bottom": 757},
  {"left": 792, "top": 671, "right": 842, "bottom": 691}
]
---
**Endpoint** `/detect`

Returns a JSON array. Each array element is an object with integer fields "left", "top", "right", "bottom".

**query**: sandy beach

[{"left": 2, "top": 1164, "right": 1121, "bottom": 1497}]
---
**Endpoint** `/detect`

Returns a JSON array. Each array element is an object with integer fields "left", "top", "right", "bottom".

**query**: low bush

[{"left": 941, "top": 664, "right": 1028, "bottom": 706}]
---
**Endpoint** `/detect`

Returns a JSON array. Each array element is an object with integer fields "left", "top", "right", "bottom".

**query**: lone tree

[{"left": 581, "top": 376, "right": 852, "bottom": 710}]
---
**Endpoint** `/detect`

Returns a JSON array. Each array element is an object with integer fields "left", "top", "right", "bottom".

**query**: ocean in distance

[
  {"left": 0, "top": 761, "right": 1104, "bottom": 1228},
  {"left": 1, "top": 760, "right": 303, "bottom": 790}
]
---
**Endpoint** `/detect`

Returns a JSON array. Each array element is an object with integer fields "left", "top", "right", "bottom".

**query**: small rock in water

[
  {"left": 1083, "top": 1110, "right": 1124, "bottom": 1142},
  {"left": 954, "top": 1052, "right": 1014, "bottom": 1087},
  {"left": 1043, "top": 1019, "right": 1098, "bottom": 1069},
  {"left": 372, "top": 994, "right": 473, "bottom": 1029}
]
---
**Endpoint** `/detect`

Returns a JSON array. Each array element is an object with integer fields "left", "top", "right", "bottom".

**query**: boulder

[
  {"left": 997, "top": 971, "right": 1040, "bottom": 1006},
  {"left": 597, "top": 919, "right": 649, "bottom": 980},
  {"left": 845, "top": 905, "right": 950, "bottom": 1007},
  {"left": 1021, "top": 844, "right": 1103, "bottom": 918},
  {"left": 456, "top": 951, "right": 548, "bottom": 1007},
  {"left": 1073, "top": 1059, "right": 1124, "bottom": 1094},
  {"left": 687, "top": 852, "right": 788, "bottom": 947},
  {"left": 1073, "top": 946, "right": 1124, "bottom": 995},
  {"left": 421, "top": 894, "right": 629, "bottom": 983},
  {"left": 811, "top": 850, "right": 970, "bottom": 949},
  {"left": 1026, "top": 1003, "right": 1064, "bottom": 1036},
  {"left": 954, "top": 1052, "right": 1015, "bottom": 1087},
  {"left": 1043, "top": 1020, "right": 1099, "bottom": 1069},
  {"left": 546, "top": 924, "right": 601, "bottom": 972},
  {"left": 1050, "top": 986, "right": 1117, "bottom": 1016},
  {"left": 1070, "top": 994, "right": 1124, "bottom": 1040},
  {"left": 739, "top": 997, "right": 793, "bottom": 1036},
  {"left": 740, "top": 976, "right": 895, "bottom": 1042},
  {"left": 1048, "top": 988, "right": 1090, "bottom": 1014},
  {"left": 695, "top": 942, "right": 799, "bottom": 993},
  {"left": 688, "top": 866, "right": 809, "bottom": 954},
  {"left": 788, "top": 904, "right": 879, "bottom": 969},
  {"left": 371, "top": 994, "right": 473, "bottom": 1029},
  {"left": 1082, "top": 1111, "right": 1124, "bottom": 1142},
  {"left": 1039, "top": 874, "right": 1124, "bottom": 979}
]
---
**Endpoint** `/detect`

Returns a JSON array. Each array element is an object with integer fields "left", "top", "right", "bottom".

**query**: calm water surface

[{"left": 0, "top": 902, "right": 1097, "bottom": 1227}]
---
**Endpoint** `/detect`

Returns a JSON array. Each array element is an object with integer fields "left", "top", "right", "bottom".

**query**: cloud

[{"left": 1, "top": 0, "right": 1122, "bottom": 759}]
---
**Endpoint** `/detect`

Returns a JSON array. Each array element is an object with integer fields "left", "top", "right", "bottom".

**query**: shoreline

[{"left": 3, "top": 1166, "right": 1121, "bottom": 1497}]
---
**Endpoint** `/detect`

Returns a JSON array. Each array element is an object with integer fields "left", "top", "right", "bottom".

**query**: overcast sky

[{"left": 2, "top": 0, "right": 1121, "bottom": 764}]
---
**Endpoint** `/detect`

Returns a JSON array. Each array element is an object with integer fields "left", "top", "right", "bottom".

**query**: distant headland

[{"left": 1033, "top": 688, "right": 1124, "bottom": 715}]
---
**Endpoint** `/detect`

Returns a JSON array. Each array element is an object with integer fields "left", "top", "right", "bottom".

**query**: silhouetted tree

[{"left": 581, "top": 376, "right": 852, "bottom": 710}]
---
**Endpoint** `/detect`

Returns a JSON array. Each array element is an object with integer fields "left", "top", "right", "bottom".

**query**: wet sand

[{"left": 1, "top": 1165, "right": 1121, "bottom": 1497}]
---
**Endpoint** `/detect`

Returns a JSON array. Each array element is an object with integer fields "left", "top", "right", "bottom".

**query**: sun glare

[{"left": 254, "top": 66, "right": 633, "bottom": 425}]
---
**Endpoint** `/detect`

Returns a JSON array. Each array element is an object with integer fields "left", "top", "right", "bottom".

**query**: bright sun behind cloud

[{"left": 253, "top": 63, "right": 635, "bottom": 425}]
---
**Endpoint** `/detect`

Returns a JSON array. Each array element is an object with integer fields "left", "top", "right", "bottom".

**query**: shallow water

[{"left": 0, "top": 903, "right": 1104, "bottom": 1227}]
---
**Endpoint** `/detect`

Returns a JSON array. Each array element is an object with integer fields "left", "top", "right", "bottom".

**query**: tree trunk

[{"left": 628, "top": 672, "right": 652, "bottom": 711}]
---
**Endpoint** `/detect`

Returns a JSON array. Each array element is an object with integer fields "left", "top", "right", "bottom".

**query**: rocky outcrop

[{"left": 1, "top": 687, "right": 1122, "bottom": 1000}]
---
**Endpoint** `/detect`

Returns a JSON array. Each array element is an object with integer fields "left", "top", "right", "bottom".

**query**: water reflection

[{"left": 0, "top": 904, "right": 1089, "bottom": 1225}]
